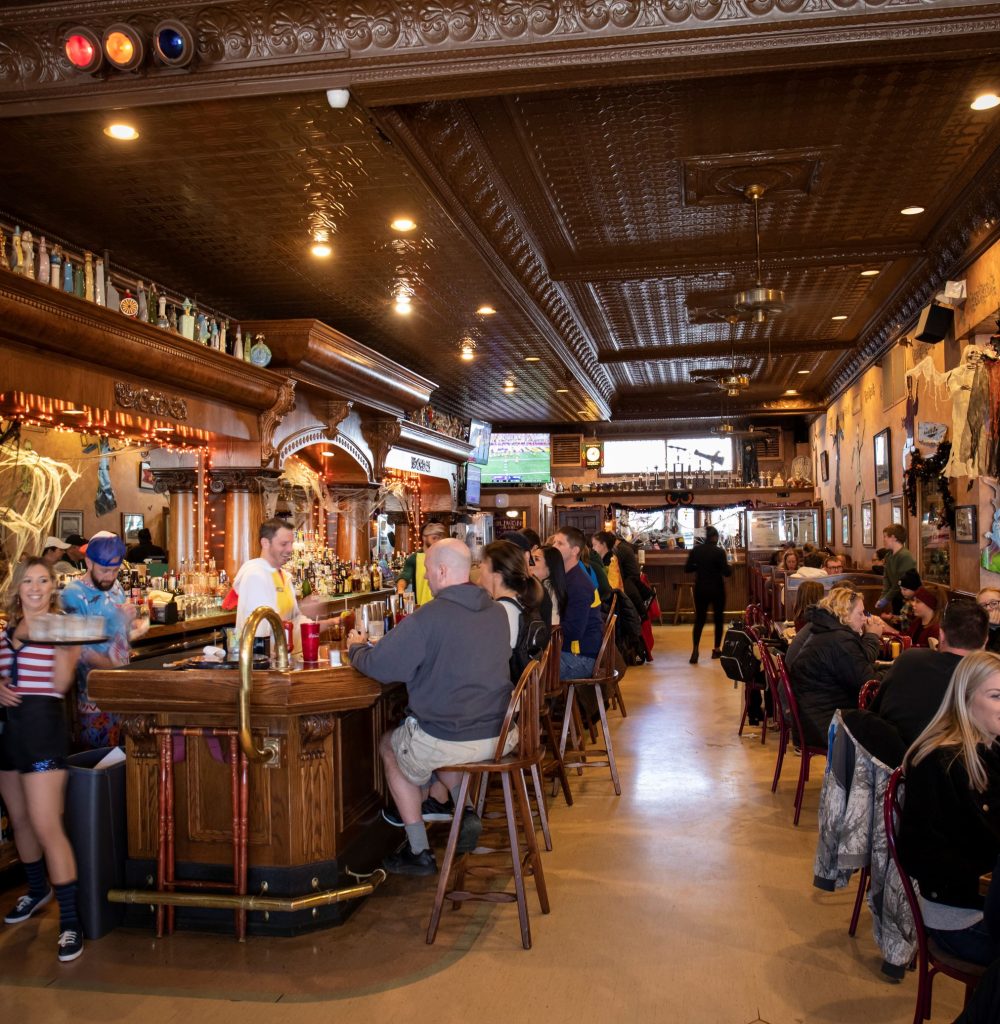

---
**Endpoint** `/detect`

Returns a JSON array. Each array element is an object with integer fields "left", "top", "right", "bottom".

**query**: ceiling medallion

[{"left": 734, "top": 184, "right": 786, "bottom": 325}]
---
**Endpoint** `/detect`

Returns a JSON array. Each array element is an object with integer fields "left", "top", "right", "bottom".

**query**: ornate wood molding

[
  {"left": 259, "top": 379, "right": 297, "bottom": 468},
  {"left": 299, "top": 714, "right": 336, "bottom": 745},
  {"left": 325, "top": 399, "right": 353, "bottom": 436},
  {"left": 114, "top": 381, "right": 188, "bottom": 420},
  {"left": 121, "top": 714, "right": 155, "bottom": 740},
  {"left": 208, "top": 467, "right": 281, "bottom": 494},
  {"left": 398, "top": 420, "right": 475, "bottom": 463},
  {"left": 151, "top": 468, "right": 199, "bottom": 494},
  {"left": 360, "top": 416, "right": 402, "bottom": 479}
]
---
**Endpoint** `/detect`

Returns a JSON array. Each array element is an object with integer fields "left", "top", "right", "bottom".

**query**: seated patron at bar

[
  {"left": 786, "top": 587, "right": 885, "bottom": 749},
  {"left": 347, "top": 539, "right": 515, "bottom": 876},
  {"left": 978, "top": 587, "right": 1000, "bottom": 654},
  {"left": 876, "top": 524, "right": 917, "bottom": 614},
  {"left": 61, "top": 532, "right": 147, "bottom": 748},
  {"left": 395, "top": 521, "right": 447, "bottom": 606},
  {"left": 530, "top": 545, "right": 567, "bottom": 627},
  {"left": 552, "top": 527, "right": 604, "bottom": 681}
]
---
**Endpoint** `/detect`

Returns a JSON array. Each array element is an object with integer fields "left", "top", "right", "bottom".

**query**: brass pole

[{"left": 238, "top": 606, "right": 289, "bottom": 764}]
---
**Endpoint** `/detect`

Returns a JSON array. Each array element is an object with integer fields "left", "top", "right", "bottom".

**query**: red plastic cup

[
  {"left": 301, "top": 621, "right": 320, "bottom": 663},
  {"left": 282, "top": 620, "right": 294, "bottom": 653}
]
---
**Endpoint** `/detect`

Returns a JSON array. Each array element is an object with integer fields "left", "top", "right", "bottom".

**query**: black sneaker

[
  {"left": 383, "top": 846, "right": 437, "bottom": 876},
  {"left": 381, "top": 804, "right": 404, "bottom": 828},
  {"left": 4, "top": 888, "right": 53, "bottom": 924},
  {"left": 455, "top": 808, "right": 483, "bottom": 855},
  {"left": 421, "top": 796, "right": 455, "bottom": 822},
  {"left": 57, "top": 928, "right": 83, "bottom": 962}
]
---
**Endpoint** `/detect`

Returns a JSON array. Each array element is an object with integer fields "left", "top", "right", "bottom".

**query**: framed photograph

[
  {"left": 861, "top": 499, "right": 875, "bottom": 548},
  {"left": 919, "top": 479, "right": 951, "bottom": 585},
  {"left": 873, "top": 428, "right": 892, "bottom": 496},
  {"left": 955, "top": 504, "right": 978, "bottom": 544},
  {"left": 139, "top": 461, "right": 156, "bottom": 491},
  {"left": 55, "top": 509, "right": 84, "bottom": 541},
  {"left": 890, "top": 495, "right": 904, "bottom": 526},
  {"left": 825, "top": 508, "right": 835, "bottom": 546},
  {"left": 820, "top": 451, "right": 829, "bottom": 483},
  {"left": 841, "top": 505, "right": 852, "bottom": 547},
  {"left": 121, "top": 513, "right": 144, "bottom": 545}
]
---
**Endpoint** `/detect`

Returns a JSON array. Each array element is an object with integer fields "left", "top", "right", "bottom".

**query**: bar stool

[
  {"left": 427, "top": 659, "right": 549, "bottom": 950},
  {"left": 672, "top": 581, "right": 695, "bottom": 624},
  {"left": 539, "top": 627, "right": 573, "bottom": 807}
]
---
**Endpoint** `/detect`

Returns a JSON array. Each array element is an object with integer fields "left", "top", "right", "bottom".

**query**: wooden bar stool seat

[{"left": 672, "top": 581, "right": 695, "bottom": 624}]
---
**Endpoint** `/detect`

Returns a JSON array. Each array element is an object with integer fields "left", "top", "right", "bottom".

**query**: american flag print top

[{"left": 0, "top": 630, "right": 61, "bottom": 698}]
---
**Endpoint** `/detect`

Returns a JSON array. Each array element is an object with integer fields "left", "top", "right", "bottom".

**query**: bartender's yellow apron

[
  {"left": 414, "top": 553, "right": 434, "bottom": 607},
  {"left": 273, "top": 569, "right": 296, "bottom": 621}
]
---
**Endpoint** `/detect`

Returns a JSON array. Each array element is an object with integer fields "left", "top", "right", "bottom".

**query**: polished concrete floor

[{"left": 0, "top": 625, "right": 964, "bottom": 1023}]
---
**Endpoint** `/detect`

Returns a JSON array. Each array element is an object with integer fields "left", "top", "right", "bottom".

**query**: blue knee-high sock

[
  {"left": 22, "top": 858, "right": 48, "bottom": 899},
  {"left": 53, "top": 882, "right": 79, "bottom": 932}
]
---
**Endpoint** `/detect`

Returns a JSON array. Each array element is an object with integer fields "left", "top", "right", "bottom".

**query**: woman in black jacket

[
  {"left": 899, "top": 650, "right": 1000, "bottom": 965},
  {"left": 784, "top": 587, "right": 884, "bottom": 747},
  {"left": 684, "top": 526, "right": 731, "bottom": 664}
]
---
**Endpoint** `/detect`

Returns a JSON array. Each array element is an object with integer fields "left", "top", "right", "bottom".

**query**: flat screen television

[
  {"left": 481, "top": 432, "right": 551, "bottom": 485},
  {"left": 460, "top": 463, "right": 481, "bottom": 507},
  {"left": 468, "top": 419, "right": 492, "bottom": 466}
]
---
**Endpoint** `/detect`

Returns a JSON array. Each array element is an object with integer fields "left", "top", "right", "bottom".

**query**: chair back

[
  {"left": 591, "top": 612, "right": 619, "bottom": 684},
  {"left": 757, "top": 640, "right": 788, "bottom": 731},
  {"left": 774, "top": 651, "right": 808, "bottom": 749},
  {"left": 883, "top": 769, "right": 929, "bottom": 964},
  {"left": 606, "top": 591, "right": 618, "bottom": 621},
  {"left": 542, "top": 625, "right": 563, "bottom": 699},
  {"left": 858, "top": 678, "right": 880, "bottom": 709},
  {"left": 492, "top": 657, "right": 543, "bottom": 761}
]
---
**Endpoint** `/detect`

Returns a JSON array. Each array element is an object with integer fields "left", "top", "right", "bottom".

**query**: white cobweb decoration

[
  {"left": 280, "top": 457, "right": 412, "bottom": 530},
  {"left": 0, "top": 432, "right": 80, "bottom": 593}
]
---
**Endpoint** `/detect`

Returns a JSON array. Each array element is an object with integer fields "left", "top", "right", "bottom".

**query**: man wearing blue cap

[{"left": 61, "top": 532, "right": 148, "bottom": 748}]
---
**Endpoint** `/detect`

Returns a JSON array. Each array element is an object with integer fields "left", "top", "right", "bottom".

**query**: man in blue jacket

[{"left": 347, "top": 539, "right": 515, "bottom": 876}]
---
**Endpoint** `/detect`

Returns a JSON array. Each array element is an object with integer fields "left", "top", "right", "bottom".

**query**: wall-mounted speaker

[{"left": 914, "top": 302, "right": 954, "bottom": 344}]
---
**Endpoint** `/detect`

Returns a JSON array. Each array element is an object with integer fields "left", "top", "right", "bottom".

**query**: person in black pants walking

[{"left": 684, "top": 526, "right": 731, "bottom": 663}]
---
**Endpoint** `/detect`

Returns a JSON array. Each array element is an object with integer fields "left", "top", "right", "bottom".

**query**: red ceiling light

[
  {"left": 103, "top": 24, "right": 144, "bottom": 72},
  {"left": 64, "top": 27, "right": 103, "bottom": 73}
]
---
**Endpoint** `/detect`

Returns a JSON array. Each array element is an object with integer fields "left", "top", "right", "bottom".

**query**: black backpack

[
  {"left": 719, "top": 623, "right": 761, "bottom": 684},
  {"left": 498, "top": 597, "right": 551, "bottom": 682}
]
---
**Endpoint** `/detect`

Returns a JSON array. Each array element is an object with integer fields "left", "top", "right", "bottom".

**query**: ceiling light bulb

[
  {"left": 860, "top": 269, "right": 880, "bottom": 277},
  {"left": 391, "top": 218, "right": 416, "bottom": 232},
  {"left": 394, "top": 302, "right": 412, "bottom": 316},
  {"left": 503, "top": 378, "right": 516, "bottom": 393},
  {"left": 797, "top": 369, "right": 810, "bottom": 375},
  {"left": 321, "top": 450, "right": 335, "bottom": 457},
  {"left": 477, "top": 305, "right": 496, "bottom": 316},
  {"left": 784, "top": 389, "right": 798, "bottom": 395},
  {"left": 901, "top": 206, "right": 925, "bottom": 216},
  {"left": 577, "top": 410, "right": 588, "bottom": 415},
  {"left": 310, "top": 243, "right": 332, "bottom": 258},
  {"left": 555, "top": 388, "right": 569, "bottom": 393},
  {"left": 395, "top": 292, "right": 411, "bottom": 305},
  {"left": 831, "top": 314, "right": 848, "bottom": 321},
  {"left": 972, "top": 93, "right": 1000, "bottom": 111},
  {"left": 459, "top": 341, "right": 475, "bottom": 361},
  {"left": 524, "top": 356, "right": 540, "bottom": 362},
  {"left": 326, "top": 88, "right": 351, "bottom": 109},
  {"left": 104, "top": 123, "right": 139, "bottom": 141}
]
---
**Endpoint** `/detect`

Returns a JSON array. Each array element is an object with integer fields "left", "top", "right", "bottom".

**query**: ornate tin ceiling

[{"left": 2, "top": 1, "right": 1000, "bottom": 434}]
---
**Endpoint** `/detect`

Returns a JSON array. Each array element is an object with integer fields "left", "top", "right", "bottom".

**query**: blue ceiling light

[{"left": 153, "top": 20, "right": 195, "bottom": 68}]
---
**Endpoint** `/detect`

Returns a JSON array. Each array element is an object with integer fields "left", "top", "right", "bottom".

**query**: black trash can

[{"left": 65, "top": 747, "right": 126, "bottom": 939}]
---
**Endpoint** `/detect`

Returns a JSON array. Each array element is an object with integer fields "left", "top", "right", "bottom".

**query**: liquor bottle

[
  {"left": 136, "top": 281, "right": 148, "bottom": 321},
  {"left": 62, "top": 258, "right": 74, "bottom": 293},
  {"left": 209, "top": 318, "right": 220, "bottom": 350},
  {"left": 168, "top": 303, "right": 178, "bottom": 333},
  {"left": 179, "top": 298, "right": 195, "bottom": 340},
  {"left": 220, "top": 320, "right": 228, "bottom": 354},
  {"left": 36, "top": 236, "right": 49, "bottom": 284},
  {"left": 0, "top": 226, "right": 7, "bottom": 270},
  {"left": 11, "top": 226, "right": 23, "bottom": 274},
  {"left": 84, "top": 252, "right": 95, "bottom": 301},
  {"left": 156, "top": 295, "right": 169, "bottom": 329},
  {"left": 74, "top": 262, "right": 85, "bottom": 298},
  {"left": 195, "top": 309, "right": 208, "bottom": 344},
  {"left": 233, "top": 325, "right": 244, "bottom": 360},
  {"left": 49, "top": 247, "right": 62, "bottom": 288},
  {"left": 148, "top": 283, "right": 159, "bottom": 324},
  {"left": 20, "top": 230, "right": 34, "bottom": 278},
  {"left": 94, "top": 257, "right": 105, "bottom": 305}
]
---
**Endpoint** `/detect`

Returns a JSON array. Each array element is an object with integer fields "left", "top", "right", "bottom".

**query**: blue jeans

[
  {"left": 927, "top": 920, "right": 1000, "bottom": 967},
  {"left": 560, "top": 651, "right": 595, "bottom": 681}
]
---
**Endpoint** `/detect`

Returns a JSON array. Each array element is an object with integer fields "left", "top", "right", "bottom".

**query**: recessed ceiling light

[
  {"left": 502, "top": 378, "right": 516, "bottom": 393},
  {"left": 104, "top": 123, "right": 139, "bottom": 141},
  {"left": 477, "top": 305, "right": 496, "bottom": 316},
  {"left": 797, "top": 369, "right": 810, "bottom": 375},
  {"left": 310, "top": 243, "right": 332, "bottom": 258},
  {"left": 394, "top": 302, "right": 412, "bottom": 316},
  {"left": 860, "top": 269, "right": 880, "bottom": 277},
  {"left": 972, "top": 93, "right": 1000, "bottom": 111},
  {"left": 831, "top": 315, "right": 848, "bottom": 321},
  {"left": 459, "top": 339, "right": 475, "bottom": 361},
  {"left": 784, "top": 389, "right": 798, "bottom": 395},
  {"left": 391, "top": 218, "right": 416, "bottom": 232},
  {"left": 321, "top": 450, "right": 335, "bottom": 457},
  {"left": 555, "top": 387, "right": 569, "bottom": 393},
  {"left": 901, "top": 206, "right": 925, "bottom": 216},
  {"left": 524, "top": 356, "right": 540, "bottom": 362},
  {"left": 577, "top": 410, "right": 588, "bottom": 415}
]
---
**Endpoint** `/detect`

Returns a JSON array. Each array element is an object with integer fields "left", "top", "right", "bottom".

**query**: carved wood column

[
  {"left": 152, "top": 470, "right": 198, "bottom": 569},
  {"left": 337, "top": 514, "right": 367, "bottom": 563},
  {"left": 209, "top": 469, "right": 281, "bottom": 580}
]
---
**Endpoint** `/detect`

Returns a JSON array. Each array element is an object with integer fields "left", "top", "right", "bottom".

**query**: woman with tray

[{"left": 0, "top": 557, "right": 84, "bottom": 962}]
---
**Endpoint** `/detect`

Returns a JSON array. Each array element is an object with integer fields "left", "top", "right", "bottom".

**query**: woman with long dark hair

[
  {"left": 478, "top": 541, "right": 542, "bottom": 667},
  {"left": 530, "top": 545, "right": 568, "bottom": 626},
  {"left": 0, "top": 557, "right": 84, "bottom": 962},
  {"left": 684, "top": 526, "right": 732, "bottom": 663}
]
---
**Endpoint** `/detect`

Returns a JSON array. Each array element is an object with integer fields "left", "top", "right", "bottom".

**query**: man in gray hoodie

[{"left": 347, "top": 539, "right": 515, "bottom": 875}]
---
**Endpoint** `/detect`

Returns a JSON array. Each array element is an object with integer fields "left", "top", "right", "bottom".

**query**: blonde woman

[
  {"left": 0, "top": 558, "right": 83, "bottom": 961},
  {"left": 899, "top": 651, "right": 1000, "bottom": 966},
  {"left": 785, "top": 586, "right": 885, "bottom": 748}
]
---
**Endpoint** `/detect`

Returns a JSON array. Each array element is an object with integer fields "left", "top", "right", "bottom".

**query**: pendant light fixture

[{"left": 734, "top": 184, "right": 786, "bottom": 325}]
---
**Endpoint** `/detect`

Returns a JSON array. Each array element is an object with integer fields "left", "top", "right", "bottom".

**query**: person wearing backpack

[{"left": 479, "top": 540, "right": 550, "bottom": 682}]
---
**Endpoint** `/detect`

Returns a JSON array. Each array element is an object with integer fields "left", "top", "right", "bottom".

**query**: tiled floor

[{"left": 0, "top": 626, "right": 964, "bottom": 1022}]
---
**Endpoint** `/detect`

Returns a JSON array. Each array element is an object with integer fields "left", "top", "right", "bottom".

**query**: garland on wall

[{"left": 903, "top": 443, "right": 956, "bottom": 528}]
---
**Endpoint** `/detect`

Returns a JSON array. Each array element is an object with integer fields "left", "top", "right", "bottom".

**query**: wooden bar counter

[
  {"left": 87, "top": 660, "right": 401, "bottom": 934},
  {"left": 642, "top": 552, "right": 748, "bottom": 620}
]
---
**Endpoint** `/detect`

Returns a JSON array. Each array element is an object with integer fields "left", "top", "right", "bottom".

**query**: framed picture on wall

[
  {"left": 825, "top": 508, "right": 834, "bottom": 545},
  {"left": 890, "top": 495, "right": 904, "bottom": 525},
  {"left": 873, "top": 428, "right": 892, "bottom": 496},
  {"left": 55, "top": 509, "right": 84, "bottom": 541},
  {"left": 138, "top": 461, "right": 156, "bottom": 491},
  {"left": 841, "top": 505, "right": 852, "bottom": 547},
  {"left": 820, "top": 451, "right": 829, "bottom": 483},
  {"left": 955, "top": 505, "right": 978, "bottom": 544},
  {"left": 121, "top": 513, "right": 144, "bottom": 545},
  {"left": 861, "top": 499, "right": 875, "bottom": 548}
]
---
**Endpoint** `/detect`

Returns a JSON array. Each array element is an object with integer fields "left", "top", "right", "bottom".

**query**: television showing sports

[
  {"left": 468, "top": 419, "right": 492, "bottom": 466},
  {"left": 481, "top": 433, "right": 551, "bottom": 485}
]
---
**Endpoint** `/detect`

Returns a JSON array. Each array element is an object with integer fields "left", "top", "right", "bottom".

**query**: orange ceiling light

[{"left": 103, "top": 24, "right": 144, "bottom": 71}]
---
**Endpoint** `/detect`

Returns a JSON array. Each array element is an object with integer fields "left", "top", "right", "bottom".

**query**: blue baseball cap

[{"left": 84, "top": 532, "right": 126, "bottom": 568}]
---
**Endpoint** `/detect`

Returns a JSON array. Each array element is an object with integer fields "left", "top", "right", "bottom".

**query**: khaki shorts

[{"left": 390, "top": 717, "right": 518, "bottom": 787}]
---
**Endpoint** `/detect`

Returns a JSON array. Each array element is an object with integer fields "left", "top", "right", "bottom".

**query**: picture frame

[
  {"left": 873, "top": 428, "right": 892, "bottom": 496},
  {"left": 890, "top": 495, "right": 904, "bottom": 526},
  {"left": 820, "top": 451, "right": 829, "bottom": 483},
  {"left": 825, "top": 508, "right": 834, "bottom": 546},
  {"left": 955, "top": 504, "right": 978, "bottom": 544},
  {"left": 841, "top": 505, "right": 852, "bottom": 547},
  {"left": 861, "top": 499, "right": 875, "bottom": 548},
  {"left": 121, "top": 513, "right": 144, "bottom": 546},
  {"left": 55, "top": 509, "right": 84, "bottom": 541},
  {"left": 139, "top": 461, "right": 156, "bottom": 491}
]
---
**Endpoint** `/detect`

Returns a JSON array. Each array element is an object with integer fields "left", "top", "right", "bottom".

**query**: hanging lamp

[{"left": 734, "top": 184, "right": 786, "bottom": 325}]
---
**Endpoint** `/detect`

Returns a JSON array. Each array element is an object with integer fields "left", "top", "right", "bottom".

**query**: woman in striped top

[{"left": 0, "top": 557, "right": 83, "bottom": 962}]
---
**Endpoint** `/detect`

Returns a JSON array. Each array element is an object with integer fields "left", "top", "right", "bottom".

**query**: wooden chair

[
  {"left": 884, "top": 769, "right": 985, "bottom": 1023},
  {"left": 739, "top": 624, "right": 770, "bottom": 745},
  {"left": 774, "top": 652, "right": 827, "bottom": 825},
  {"left": 539, "top": 626, "right": 573, "bottom": 807},
  {"left": 427, "top": 659, "right": 549, "bottom": 950},
  {"left": 558, "top": 613, "right": 622, "bottom": 796},
  {"left": 758, "top": 640, "right": 792, "bottom": 791},
  {"left": 847, "top": 678, "right": 883, "bottom": 937},
  {"left": 672, "top": 581, "right": 694, "bottom": 624}
]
